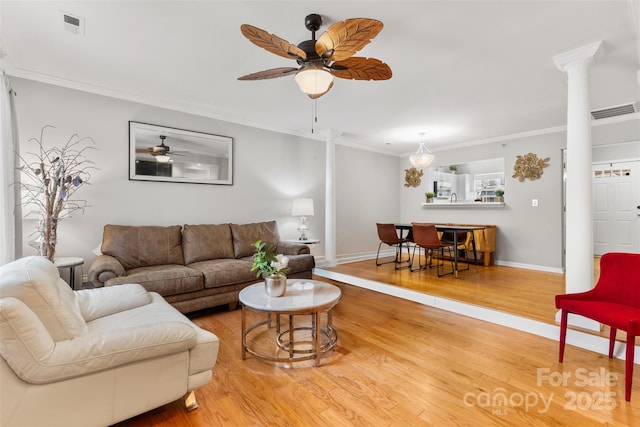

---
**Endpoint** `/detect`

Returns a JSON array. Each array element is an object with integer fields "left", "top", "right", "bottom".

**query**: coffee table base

[{"left": 242, "top": 309, "right": 338, "bottom": 367}]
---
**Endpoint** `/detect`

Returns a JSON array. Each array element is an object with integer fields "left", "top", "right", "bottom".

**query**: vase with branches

[{"left": 15, "top": 125, "right": 98, "bottom": 261}]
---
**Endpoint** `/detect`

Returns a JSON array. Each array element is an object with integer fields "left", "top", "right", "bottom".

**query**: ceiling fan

[
  {"left": 136, "top": 135, "right": 186, "bottom": 162},
  {"left": 238, "top": 13, "right": 392, "bottom": 99}
]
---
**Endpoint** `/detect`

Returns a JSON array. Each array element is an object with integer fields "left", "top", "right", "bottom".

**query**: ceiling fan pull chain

[{"left": 311, "top": 99, "right": 318, "bottom": 134}]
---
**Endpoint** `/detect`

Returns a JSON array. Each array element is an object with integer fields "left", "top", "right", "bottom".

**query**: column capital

[
  {"left": 316, "top": 128, "right": 343, "bottom": 142},
  {"left": 553, "top": 41, "right": 603, "bottom": 72}
]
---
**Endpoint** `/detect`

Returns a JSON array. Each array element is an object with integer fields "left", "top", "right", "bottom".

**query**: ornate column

[{"left": 553, "top": 41, "right": 602, "bottom": 330}]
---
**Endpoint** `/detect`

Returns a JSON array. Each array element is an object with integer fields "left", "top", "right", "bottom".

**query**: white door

[{"left": 593, "top": 161, "right": 640, "bottom": 255}]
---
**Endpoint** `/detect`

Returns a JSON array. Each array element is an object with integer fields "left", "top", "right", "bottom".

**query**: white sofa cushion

[
  {"left": 0, "top": 296, "right": 197, "bottom": 384},
  {"left": 75, "top": 283, "right": 151, "bottom": 322},
  {"left": 0, "top": 256, "right": 87, "bottom": 340},
  {"left": 88, "top": 292, "right": 219, "bottom": 376}
]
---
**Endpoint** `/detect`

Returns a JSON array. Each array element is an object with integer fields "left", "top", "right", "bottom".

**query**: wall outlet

[{"left": 532, "top": 199, "right": 539, "bottom": 207}]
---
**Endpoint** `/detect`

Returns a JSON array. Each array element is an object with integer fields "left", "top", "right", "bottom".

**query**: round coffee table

[{"left": 239, "top": 279, "right": 341, "bottom": 366}]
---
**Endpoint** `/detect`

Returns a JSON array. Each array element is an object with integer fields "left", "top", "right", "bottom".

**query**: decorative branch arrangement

[{"left": 15, "top": 125, "right": 98, "bottom": 261}]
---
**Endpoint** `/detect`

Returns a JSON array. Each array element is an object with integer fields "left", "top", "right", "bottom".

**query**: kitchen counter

[{"left": 422, "top": 201, "right": 505, "bottom": 208}]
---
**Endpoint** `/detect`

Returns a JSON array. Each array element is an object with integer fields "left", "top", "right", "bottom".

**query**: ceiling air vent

[
  {"left": 59, "top": 11, "right": 85, "bottom": 36},
  {"left": 591, "top": 102, "right": 638, "bottom": 120}
]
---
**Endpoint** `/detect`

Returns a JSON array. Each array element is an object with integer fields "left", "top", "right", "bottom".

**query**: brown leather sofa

[{"left": 88, "top": 221, "right": 314, "bottom": 313}]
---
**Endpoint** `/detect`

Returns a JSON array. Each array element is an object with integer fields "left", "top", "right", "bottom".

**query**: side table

[
  {"left": 54, "top": 257, "right": 84, "bottom": 290},
  {"left": 284, "top": 238, "right": 320, "bottom": 245}
]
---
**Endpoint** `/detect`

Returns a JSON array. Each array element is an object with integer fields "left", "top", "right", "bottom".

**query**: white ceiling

[{"left": 2, "top": 1, "right": 639, "bottom": 155}]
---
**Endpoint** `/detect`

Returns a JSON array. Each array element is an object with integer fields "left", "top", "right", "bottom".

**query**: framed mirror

[{"left": 129, "top": 121, "right": 233, "bottom": 185}]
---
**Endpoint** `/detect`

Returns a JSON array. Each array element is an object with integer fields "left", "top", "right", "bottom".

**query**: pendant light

[{"left": 409, "top": 132, "right": 434, "bottom": 168}]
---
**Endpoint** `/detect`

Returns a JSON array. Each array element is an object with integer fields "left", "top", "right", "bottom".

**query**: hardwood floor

[
  {"left": 321, "top": 255, "right": 575, "bottom": 325},
  {"left": 114, "top": 258, "right": 640, "bottom": 426}
]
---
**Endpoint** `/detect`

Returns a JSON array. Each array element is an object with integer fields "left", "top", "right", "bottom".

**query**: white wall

[{"left": 13, "top": 78, "right": 327, "bottom": 267}]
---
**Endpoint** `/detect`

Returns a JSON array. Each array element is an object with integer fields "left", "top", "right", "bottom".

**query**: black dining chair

[
  {"left": 375, "top": 223, "right": 411, "bottom": 269},
  {"left": 410, "top": 223, "right": 454, "bottom": 276}
]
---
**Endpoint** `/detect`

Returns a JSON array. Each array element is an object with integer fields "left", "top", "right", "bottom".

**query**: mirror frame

[{"left": 129, "top": 121, "right": 233, "bottom": 185}]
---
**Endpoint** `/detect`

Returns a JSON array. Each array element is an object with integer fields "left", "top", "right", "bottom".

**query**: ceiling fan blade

[
  {"left": 315, "top": 18, "right": 383, "bottom": 62},
  {"left": 238, "top": 67, "right": 299, "bottom": 80},
  {"left": 240, "top": 24, "right": 307, "bottom": 61},
  {"left": 307, "top": 81, "right": 334, "bottom": 99},
  {"left": 135, "top": 148, "right": 152, "bottom": 154},
  {"left": 329, "top": 57, "right": 392, "bottom": 80}
]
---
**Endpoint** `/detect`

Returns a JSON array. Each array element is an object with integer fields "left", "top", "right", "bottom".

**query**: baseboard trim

[{"left": 318, "top": 251, "right": 564, "bottom": 274}]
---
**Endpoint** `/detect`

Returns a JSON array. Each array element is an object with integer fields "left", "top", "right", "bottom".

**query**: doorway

[{"left": 592, "top": 160, "right": 640, "bottom": 254}]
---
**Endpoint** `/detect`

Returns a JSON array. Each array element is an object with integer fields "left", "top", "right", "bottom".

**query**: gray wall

[
  {"left": 335, "top": 144, "right": 400, "bottom": 261},
  {"left": 11, "top": 77, "right": 639, "bottom": 273},
  {"left": 401, "top": 119, "right": 639, "bottom": 271},
  {"left": 13, "top": 78, "right": 327, "bottom": 265}
]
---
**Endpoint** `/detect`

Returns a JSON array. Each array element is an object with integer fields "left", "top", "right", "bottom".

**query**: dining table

[{"left": 395, "top": 223, "right": 486, "bottom": 278}]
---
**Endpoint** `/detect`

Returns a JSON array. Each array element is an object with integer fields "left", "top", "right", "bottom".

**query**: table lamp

[{"left": 292, "top": 198, "right": 314, "bottom": 240}]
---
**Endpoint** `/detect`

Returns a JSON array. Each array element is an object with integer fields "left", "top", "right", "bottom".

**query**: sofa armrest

[
  {"left": 88, "top": 255, "right": 126, "bottom": 287},
  {"left": 276, "top": 241, "right": 310, "bottom": 255},
  {"left": 1, "top": 297, "right": 196, "bottom": 384},
  {"left": 75, "top": 284, "right": 152, "bottom": 322}
]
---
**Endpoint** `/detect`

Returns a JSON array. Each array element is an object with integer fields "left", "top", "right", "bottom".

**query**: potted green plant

[
  {"left": 251, "top": 240, "right": 289, "bottom": 297},
  {"left": 425, "top": 192, "right": 436, "bottom": 203},
  {"left": 495, "top": 189, "right": 505, "bottom": 202},
  {"left": 449, "top": 165, "right": 457, "bottom": 173}
]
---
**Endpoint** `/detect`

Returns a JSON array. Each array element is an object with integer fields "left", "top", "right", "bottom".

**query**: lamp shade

[
  {"left": 294, "top": 68, "right": 333, "bottom": 95},
  {"left": 409, "top": 143, "right": 434, "bottom": 168},
  {"left": 292, "top": 198, "right": 314, "bottom": 216}
]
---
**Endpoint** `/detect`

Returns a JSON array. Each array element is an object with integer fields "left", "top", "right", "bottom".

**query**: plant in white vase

[{"left": 15, "top": 125, "right": 98, "bottom": 261}]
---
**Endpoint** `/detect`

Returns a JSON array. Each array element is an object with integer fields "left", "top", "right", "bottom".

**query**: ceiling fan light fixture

[
  {"left": 410, "top": 142, "right": 434, "bottom": 168},
  {"left": 294, "top": 67, "right": 333, "bottom": 95},
  {"left": 155, "top": 154, "right": 171, "bottom": 163}
]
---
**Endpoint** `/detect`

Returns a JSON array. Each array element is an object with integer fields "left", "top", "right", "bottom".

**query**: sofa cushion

[
  {"left": 188, "top": 259, "right": 256, "bottom": 288},
  {"left": 88, "top": 292, "right": 217, "bottom": 377},
  {"left": 280, "top": 254, "right": 316, "bottom": 275},
  {"left": 105, "top": 265, "right": 203, "bottom": 297},
  {"left": 182, "top": 224, "right": 235, "bottom": 264},
  {"left": 101, "top": 225, "right": 184, "bottom": 270},
  {"left": 230, "top": 221, "right": 279, "bottom": 258},
  {"left": 0, "top": 256, "right": 87, "bottom": 341}
]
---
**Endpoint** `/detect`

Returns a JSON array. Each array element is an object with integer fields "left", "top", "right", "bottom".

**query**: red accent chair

[{"left": 555, "top": 252, "right": 640, "bottom": 401}]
